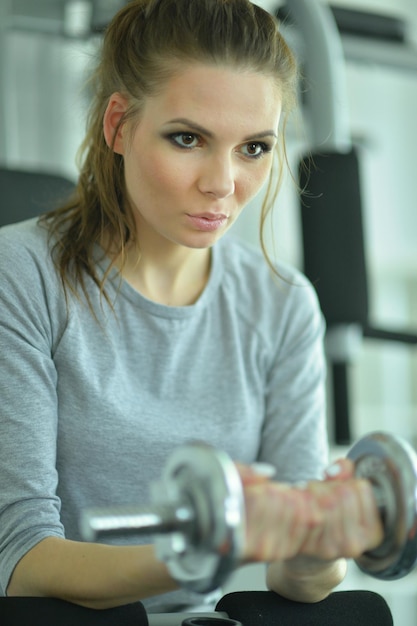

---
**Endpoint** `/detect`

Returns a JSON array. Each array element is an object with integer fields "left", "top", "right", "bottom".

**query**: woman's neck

[{"left": 118, "top": 242, "right": 212, "bottom": 307}]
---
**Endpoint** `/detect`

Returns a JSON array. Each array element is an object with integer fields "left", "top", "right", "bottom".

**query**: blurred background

[{"left": 0, "top": 0, "right": 416, "bottom": 622}]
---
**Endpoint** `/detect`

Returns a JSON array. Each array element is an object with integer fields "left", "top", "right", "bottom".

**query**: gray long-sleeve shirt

[{"left": 0, "top": 218, "right": 328, "bottom": 609}]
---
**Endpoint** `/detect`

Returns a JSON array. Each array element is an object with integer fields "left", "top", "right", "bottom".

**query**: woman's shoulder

[
  {"left": 218, "top": 234, "right": 316, "bottom": 302},
  {"left": 0, "top": 218, "right": 58, "bottom": 289},
  {"left": 0, "top": 217, "right": 50, "bottom": 254},
  {"left": 215, "top": 234, "right": 323, "bottom": 338}
]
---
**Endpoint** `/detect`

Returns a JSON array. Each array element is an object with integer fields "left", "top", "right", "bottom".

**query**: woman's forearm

[
  {"left": 266, "top": 556, "right": 347, "bottom": 603},
  {"left": 7, "top": 537, "right": 179, "bottom": 609}
]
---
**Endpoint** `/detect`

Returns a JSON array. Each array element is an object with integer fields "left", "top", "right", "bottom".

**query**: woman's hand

[{"left": 239, "top": 460, "right": 384, "bottom": 564}]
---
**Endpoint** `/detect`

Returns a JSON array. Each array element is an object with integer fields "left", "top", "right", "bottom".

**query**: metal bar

[
  {"left": 80, "top": 503, "right": 195, "bottom": 542},
  {"left": 342, "top": 35, "right": 417, "bottom": 74},
  {"left": 283, "top": 0, "right": 352, "bottom": 152},
  {"left": 332, "top": 362, "right": 352, "bottom": 445}
]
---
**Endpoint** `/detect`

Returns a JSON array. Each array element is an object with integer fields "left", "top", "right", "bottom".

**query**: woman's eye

[
  {"left": 170, "top": 133, "right": 200, "bottom": 149},
  {"left": 241, "top": 142, "right": 270, "bottom": 159}
]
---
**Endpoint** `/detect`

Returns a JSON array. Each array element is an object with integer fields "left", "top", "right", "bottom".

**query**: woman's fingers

[
  {"left": 236, "top": 462, "right": 276, "bottom": 486},
  {"left": 242, "top": 475, "right": 384, "bottom": 563},
  {"left": 323, "top": 458, "right": 355, "bottom": 481},
  {"left": 296, "top": 479, "right": 384, "bottom": 561},
  {"left": 243, "top": 482, "right": 324, "bottom": 562}
]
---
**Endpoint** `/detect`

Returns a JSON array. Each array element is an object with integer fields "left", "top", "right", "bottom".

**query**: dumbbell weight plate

[
  {"left": 153, "top": 443, "right": 246, "bottom": 593},
  {"left": 347, "top": 431, "right": 417, "bottom": 579}
]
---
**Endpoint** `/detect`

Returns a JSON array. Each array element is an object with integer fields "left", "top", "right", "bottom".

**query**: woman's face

[{"left": 106, "top": 63, "right": 282, "bottom": 253}]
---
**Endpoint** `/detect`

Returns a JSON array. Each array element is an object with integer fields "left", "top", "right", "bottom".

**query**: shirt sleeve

[
  {"left": 258, "top": 273, "right": 329, "bottom": 483},
  {"left": 0, "top": 227, "right": 65, "bottom": 595}
]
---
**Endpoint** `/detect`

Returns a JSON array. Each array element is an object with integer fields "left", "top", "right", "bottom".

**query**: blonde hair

[{"left": 42, "top": 0, "right": 298, "bottom": 306}]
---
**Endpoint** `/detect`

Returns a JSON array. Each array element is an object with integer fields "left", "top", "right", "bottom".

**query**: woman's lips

[{"left": 186, "top": 213, "right": 228, "bottom": 232}]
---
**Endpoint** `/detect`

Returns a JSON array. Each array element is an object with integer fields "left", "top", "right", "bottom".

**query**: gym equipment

[
  {"left": 0, "top": 591, "right": 393, "bottom": 626},
  {"left": 181, "top": 618, "right": 241, "bottom": 626},
  {"left": 288, "top": 0, "right": 417, "bottom": 446},
  {"left": 0, "top": 597, "right": 148, "bottom": 626},
  {"left": 347, "top": 431, "right": 417, "bottom": 579},
  {"left": 0, "top": 167, "right": 75, "bottom": 227},
  {"left": 80, "top": 431, "right": 417, "bottom": 591},
  {"left": 299, "top": 148, "right": 417, "bottom": 445},
  {"left": 80, "top": 443, "right": 245, "bottom": 593},
  {"left": 216, "top": 590, "right": 393, "bottom": 626}
]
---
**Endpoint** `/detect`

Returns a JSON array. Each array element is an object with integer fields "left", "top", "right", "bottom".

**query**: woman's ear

[{"left": 103, "top": 93, "right": 129, "bottom": 155}]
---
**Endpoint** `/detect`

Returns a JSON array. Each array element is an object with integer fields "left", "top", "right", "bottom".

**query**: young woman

[{"left": 0, "top": 0, "right": 382, "bottom": 613}]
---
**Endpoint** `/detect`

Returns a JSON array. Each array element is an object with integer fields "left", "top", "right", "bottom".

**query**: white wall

[{"left": 1, "top": 31, "right": 92, "bottom": 181}]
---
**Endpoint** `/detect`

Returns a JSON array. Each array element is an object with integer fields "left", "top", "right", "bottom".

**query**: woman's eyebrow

[
  {"left": 165, "top": 117, "right": 277, "bottom": 141},
  {"left": 244, "top": 130, "right": 278, "bottom": 141}
]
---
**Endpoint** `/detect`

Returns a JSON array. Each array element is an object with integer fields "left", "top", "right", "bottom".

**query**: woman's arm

[
  {"left": 7, "top": 538, "right": 178, "bottom": 609},
  {"left": 6, "top": 537, "right": 346, "bottom": 608},
  {"left": 8, "top": 462, "right": 382, "bottom": 608}
]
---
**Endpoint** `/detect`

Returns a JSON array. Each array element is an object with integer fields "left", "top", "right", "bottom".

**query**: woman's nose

[{"left": 198, "top": 154, "right": 236, "bottom": 199}]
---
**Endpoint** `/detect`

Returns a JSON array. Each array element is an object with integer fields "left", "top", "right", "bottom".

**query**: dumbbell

[
  {"left": 80, "top": 443, "right": 246, "bottom": 593},
  {"left": 347, "top": 431, "right": 417, "bottom": 579},
  {"left": 80, "top": 431, "right": 417, "bottom": 591}
]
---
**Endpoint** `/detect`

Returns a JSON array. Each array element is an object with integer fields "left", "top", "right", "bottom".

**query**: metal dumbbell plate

[
  {"left": 347, "top": 431, "right": 417, "bottom": 579},
  {"left": 80, "top": 442, "right": 245, "bottom": 593},
  {"left": 153, "top": 443, "right": 246, "bottom": 593}
]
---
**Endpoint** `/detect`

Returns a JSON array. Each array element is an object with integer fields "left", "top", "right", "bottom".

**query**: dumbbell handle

[
  {"left": 80, "top": 502, "right": 195, "bottom": 542},
  {"left": 366, "top": 484, "right": 387, "bottom": 521}
]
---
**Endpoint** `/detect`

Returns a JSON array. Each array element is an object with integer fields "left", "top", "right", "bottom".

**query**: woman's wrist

[{"left": 266, "top": 557, "right": 347, "bottom": 603}]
